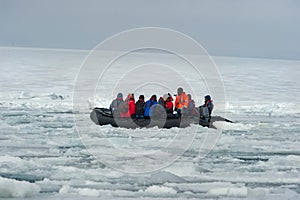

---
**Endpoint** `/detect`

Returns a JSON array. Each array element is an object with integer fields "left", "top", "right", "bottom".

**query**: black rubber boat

[{"left": 90, "top": 107, "right": 233, "bottom": 129}]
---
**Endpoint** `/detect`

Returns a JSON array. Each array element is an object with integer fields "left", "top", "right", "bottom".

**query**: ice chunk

[
  {"left": 0, "top": 177, "right": 40, "bottom": 198},
  {"left": 149, "top": 171, "right": 186, "bottom": 184},
  {"left": 213, "top": 121, "right": 255, "bottom": 131},
  {"left": 144, "top": 185, "right": 177, "bottom": 196},
  {"left": 78, "top": 188, "right": 101, "bottom": 197},
  {"left": 207, "top": 186, "right": 248, "bottom": 197}
]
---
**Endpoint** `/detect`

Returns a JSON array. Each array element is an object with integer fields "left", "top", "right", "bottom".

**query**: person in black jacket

[
  {"left": 135, "top": 95, "right": 146, "bottom": 119},
  {"left": 204, "top": 95, "right": 214, "bottom": 116},
  {"left": 199, "top": 95, "right": 214, "bottom": 122}
]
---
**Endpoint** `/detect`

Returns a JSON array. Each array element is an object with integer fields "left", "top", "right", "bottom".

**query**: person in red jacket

[
  {"left": 164, "top": 93, "right": 173, "bottom": 114},
  {"left": 120, "top": 93, "right": 136, "bottom": 118}
]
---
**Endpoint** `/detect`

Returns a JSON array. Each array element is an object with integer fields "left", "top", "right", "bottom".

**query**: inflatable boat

[{"left": 90, "top": 107, "right": 233, "bottom": 129}]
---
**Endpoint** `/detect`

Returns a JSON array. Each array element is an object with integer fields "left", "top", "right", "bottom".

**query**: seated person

[
  {"left": 120, "top": 93, "right": 136, "bottom": 118},
  {"left": 174, "top": 87, "right": 188, "bottom": 117},
  {"left": 135, "top": 95, "right": 145, "bottom": 119},
  {"left": 109, "top": 93, "right": 124, "bottom": 117},
  {"left": 187, "top": 94, "right": 197, "bottom": 116},
  {"left": 164, "top": 93, "right": 174, "bottom": 118},
  {"left": 144, "top": 95, "right": 157, "bottom": 118}
]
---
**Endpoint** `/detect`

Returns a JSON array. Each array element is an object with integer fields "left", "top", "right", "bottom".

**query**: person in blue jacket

[{"left": 144, "top": 95, "right": 157, "bottom": 118}]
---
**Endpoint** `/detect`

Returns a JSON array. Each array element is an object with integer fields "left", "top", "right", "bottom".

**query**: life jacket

[
  {"left": 175, "top": 92, "right": 188, "bottom": 109},
  {"left": 204, "top": 100, "right": 214, "bottom": 115}
]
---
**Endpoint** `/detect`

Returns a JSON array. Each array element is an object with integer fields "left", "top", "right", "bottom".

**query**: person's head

[
  {"left": 117, "top": 92, "right": 123, "bottom": 99},
  {"left": 204, "top": 95, "right": 211, "bottom": 101},
  {"left": 177, "top": 87, "right": 183, "bottom": 95},
  {"left": 187, "top": 94, "right": 192, "bottom": 100},
  {"left": 139, "top": 95, "right": 144, "bottom": 101},
  {"left": 127, "top": 93, "right": 134, "bottom": 100},
  {"left": 151, "top": 94, "right": 157, "bottom": 100}
]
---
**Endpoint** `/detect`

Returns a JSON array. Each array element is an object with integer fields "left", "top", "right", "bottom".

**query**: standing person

[
  {"left": 200, "top": 95, "right": 214, "bottom": 122},
  {"left": 120, "top": 93, "right": 136, "bottom": 118},
  {"left": 174, "top": 87, "right": 188, "bottom": 116},
  {"left": 144, "top": 95, "right": 157, "bottom": 118},
  {"left": 203, "top": 95, "right": 214, "bottom": 116},
  {"left": 135, "top": 95, "right": 145, "bottom": 119},
  {"left": 109, "top": 92, "right": 124, "bottom": 117}
]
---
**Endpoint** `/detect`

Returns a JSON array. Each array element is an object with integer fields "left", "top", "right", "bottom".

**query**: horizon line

[{"left": 1, "top": 45, "right": 299, "bottom": 62}]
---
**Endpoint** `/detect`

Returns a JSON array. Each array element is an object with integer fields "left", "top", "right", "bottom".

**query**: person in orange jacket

[{"left": 174, "top": 87, "right": 188, "bottom": 116}]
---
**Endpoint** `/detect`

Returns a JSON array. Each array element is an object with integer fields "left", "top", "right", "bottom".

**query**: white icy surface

[
  {"left": 0, "top": 47, "right": 299, "bottom": 199},
  {"left": 0, "top": 177, "right": 40, "bottom": 198}
]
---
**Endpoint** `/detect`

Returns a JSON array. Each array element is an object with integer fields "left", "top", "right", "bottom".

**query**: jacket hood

[{"left": 117, "top": 93, "right": 123, "bottom": 99}]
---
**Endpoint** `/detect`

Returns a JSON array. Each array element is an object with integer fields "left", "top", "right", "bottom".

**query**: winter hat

[
  {"left": 117, "top": 93, "right": 123, "bottom": 99},
  {"left": 204, "top": 95, "right": 211, "bottom": 100},
  {"left": 139, "top": 95, "right": 144, "bottom": 100},
  {"left": 151, "top": 94, "right": 157, "bottom": 100},
  {"left": 187, "top": 94, "right": 192, "bottom": 100}
]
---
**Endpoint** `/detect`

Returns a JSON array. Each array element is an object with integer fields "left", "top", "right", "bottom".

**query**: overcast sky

[{"left": 0, "top": 0, "right": 299, "bottom": 60}]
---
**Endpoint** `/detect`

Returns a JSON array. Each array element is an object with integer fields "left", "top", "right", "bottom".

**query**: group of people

[{"left": 109, "top": 87, "right": 214, "bottom": 121}]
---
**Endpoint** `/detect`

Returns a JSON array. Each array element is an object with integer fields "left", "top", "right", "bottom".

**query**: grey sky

[{"left": 1, "top": 0, "right": 299, "bottom": 60}]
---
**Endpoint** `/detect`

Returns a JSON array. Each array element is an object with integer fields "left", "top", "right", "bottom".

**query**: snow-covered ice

[
  {"left": 0, "top": 47, "right": 299, "bottom": 199},
  {"left": 0, "top": 177, "right": 40, "bottom": 198}
]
